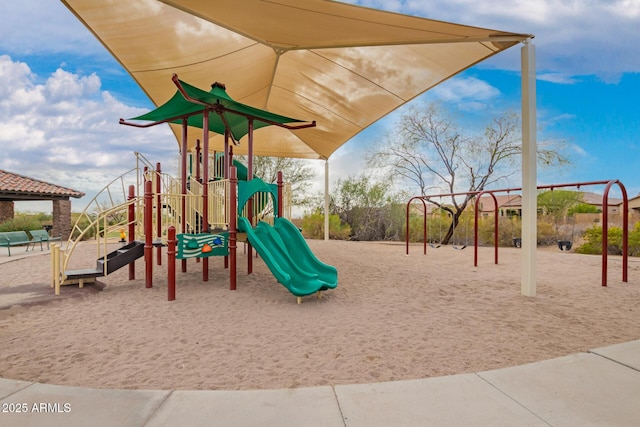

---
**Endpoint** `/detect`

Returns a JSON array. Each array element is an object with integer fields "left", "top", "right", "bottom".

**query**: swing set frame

[{"left": 405, "top": 179, "right": 630, "bottom": 287}]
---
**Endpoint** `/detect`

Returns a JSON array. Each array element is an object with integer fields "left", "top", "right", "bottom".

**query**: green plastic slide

[
  {"left": 272, "top": 217, "right": 337, "bottom": 290},
  {"left": 237, "top": 217, "right": 338, "bottom": 297}
]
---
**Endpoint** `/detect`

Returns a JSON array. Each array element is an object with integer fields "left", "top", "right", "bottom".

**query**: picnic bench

[
  {"left": 28, "top": 229, "right": 62, "bottom": 250},
  {"left": 0, "top": 231, "right": 33, "bottom": 256}
]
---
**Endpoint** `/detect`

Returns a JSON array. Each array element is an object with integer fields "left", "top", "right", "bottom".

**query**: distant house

[
  {"left": 626, "top": 194, "right": 640, "bottom": 222},
  {"left": 578, "top": 191, "right": 623, "bottom": 217},
  {"left": 408, "top": 201, "right": 443, "bottom": 217},
  {"left": 477, "top": 194, "right": 522, "bottom": 218}
]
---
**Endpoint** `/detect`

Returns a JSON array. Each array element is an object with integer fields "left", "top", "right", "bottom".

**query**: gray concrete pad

[
  {"left": 590, "top": 339, "right": 640, "bottom": 371},
  {"left": 478, "top": 352, "right": 640, "bottom": 427},
  {"left": 146, "top": 386, "right": 344, "bottom": 427},
  {"left": 335, "top": 374, "right": 548, "bottom": 427},
  {"left": 0, "top": 382, "right": 170, "bottom": 427},
  {"left": 0, "top": 378, "right": 32, "bottom": 399}
]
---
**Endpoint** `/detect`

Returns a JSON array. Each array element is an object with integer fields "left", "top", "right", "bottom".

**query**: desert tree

[
  {"left": 329, "top": 174, "right": 407, "bottom": 241},
  {"left": 235, "top": 155, "right": 316, "bottom": 208},
  {"left": 368, "top": 103, "right": 568, "bottom": 244}
]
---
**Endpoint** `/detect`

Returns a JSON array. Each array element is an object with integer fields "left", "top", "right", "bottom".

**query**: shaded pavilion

[
  {"left": 62, "top": 0, "right": 531, "bottom": 160},
  {"left": 62, "top": 0, "right": 540, "bottom": 296},
  {"left": 0, "top": 170, "right": 85, "bottom": 240}
]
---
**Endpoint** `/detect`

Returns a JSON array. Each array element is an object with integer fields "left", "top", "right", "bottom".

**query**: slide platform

[{"left": 237, "top": 217, "right": 337, "bottom": 297}]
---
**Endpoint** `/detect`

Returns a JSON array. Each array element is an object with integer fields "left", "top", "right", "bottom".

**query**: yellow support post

[
  {"left": 53, "top": 244, "right": 61, "bottom": 295},
  {"left": 50, "top": 243, "right": 56, "bottom": 288}
]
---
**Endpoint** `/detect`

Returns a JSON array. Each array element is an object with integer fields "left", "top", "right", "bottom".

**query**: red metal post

[
  {"left": 247, "top": 119, "right": 254, "bottom": 275},
  {"left": 156, "top": 162, "right": 162, "bottom": 266},
  {"left": 602, "top": 180, "right": 629, "bottom": 286},
  {"left": 229, "top": 166, "right": 238, "bottom": 290},
  {"left": 422, "top": 201, "right": 427, "bottom": 254},
  {"left": 167, "top": 226, "right": 176, "bottom": 301},
  {"left": 144, "top": 179, "right": 153, "bottom": 288},
  {"left": 277, "top": 171, "right": 283, "bottom": 218},
  {"left": 620, "top": 184, "right": 629, "bottom": 283},
  {"left": 128, "top": 185, "right": 136, "bottom": 280},
  {"left": 405, "top": 197, "right": 427, "bottom": 256},
  {"left": 474, "top": 191, "right": 499, "bottom": 267}
]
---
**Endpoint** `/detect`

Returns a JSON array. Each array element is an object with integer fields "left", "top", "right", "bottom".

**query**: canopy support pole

[
  {"left": 202, "top": 108, "right": 210, "bottom": 282},
  {"left": 324, "top": 159, "right": 329, "bottom": 241},
  {"left": 521, "top": 40, "right": 537, "bottom": 297}
]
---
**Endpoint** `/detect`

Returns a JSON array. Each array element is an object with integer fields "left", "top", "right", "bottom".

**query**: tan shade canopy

[{"left": 62, "top": 0, "right": 531, "bottom": 160}]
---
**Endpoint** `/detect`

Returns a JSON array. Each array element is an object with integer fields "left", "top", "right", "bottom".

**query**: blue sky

[{"left": 1, "top": 0, "right": 639, "bottom": 214}]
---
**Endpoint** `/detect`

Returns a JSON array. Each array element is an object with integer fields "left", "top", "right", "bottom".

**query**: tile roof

[
  {"left": 478, "top": 194, "right": 522, "bottom": 212},
  {"left": 579, "top": 191, "right": 623, "bottom": 206},
  {"left": 0, "top": 169, "right": 84, "bottom": 199}
]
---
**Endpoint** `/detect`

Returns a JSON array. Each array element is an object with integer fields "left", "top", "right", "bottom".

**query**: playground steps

[
  {"left": 96, "top": 241, "right": 145, "bottom": 275},
  {"left": 64, "top": 241, "right": 145, "bottom": 281}
]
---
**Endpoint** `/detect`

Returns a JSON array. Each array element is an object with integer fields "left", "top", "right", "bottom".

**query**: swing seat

[
  {"left": 557, "top": 240, "right": 572, "bottom": 251},
  {"left": 453, "top": 245, "right": 467, "bottom": 250},
  {"left": 429, "top": 243, "right": 441, "bottom": 249}
]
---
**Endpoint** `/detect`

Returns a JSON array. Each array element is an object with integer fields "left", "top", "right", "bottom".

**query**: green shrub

[
  {"left": 301, "top": 209, "right": 351, "bottom": 240},
  {"left": 568, "top": 203, "right": 600, "bottom": 215},
  {"left": 405, "top": 214, "right": 425, "bottom": 243},
  {"left": 629, "top": 222, "right": 640, "bottom": 257},
  {"left": 70, "top": 213, "right": 96, "bottom": 240},
  {"left": 536, "top": 220, "right": 557, "bottom": 246},
  {"left": 575, "top": 223, "right": 640, "bottom": 256},
  {"left": 575, "top": 225, "right": 603, "bottom": 255},
  {"left": 0, "top": 216, "right": 43, "bottom": 232},
  {"left": 476, "top": 215, "right": 523, "bottom": 247},
  {"left": 406, "top": 213, "right": 446, "bottom": 243}
]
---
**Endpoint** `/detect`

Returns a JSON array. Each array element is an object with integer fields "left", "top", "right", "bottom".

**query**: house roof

[
  {"left": 579, "top": 191, "right": 623, "bottom": 206},
  {"left": 478, "top": 194, "right": 522, "bottom": 212},
  {"left": 0, "top": 170, "right": 85, "bottom": 201}
]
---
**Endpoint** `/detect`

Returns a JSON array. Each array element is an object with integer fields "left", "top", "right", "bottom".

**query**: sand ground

[{"left": 1, "top": 240, "right": 638, "bottom": 391}]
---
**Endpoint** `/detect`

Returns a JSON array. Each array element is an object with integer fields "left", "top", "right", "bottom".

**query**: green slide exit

[{"left": 237, "top": 217, "right": 338, "bottom": 297}]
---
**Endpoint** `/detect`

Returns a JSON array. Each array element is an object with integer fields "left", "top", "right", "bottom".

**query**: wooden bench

[
  {"left": 28, "top": 229, "right": 62, "bottom": 250},
  {"left": 0, "top": 231, "right": 34, "bottom": 256}
]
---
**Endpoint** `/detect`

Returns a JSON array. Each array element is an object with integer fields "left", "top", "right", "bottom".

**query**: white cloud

[
  {"left": 538, "top": 73, "right": 579, "bottom": 84},
  {"left": 45, "top": 69, "right": 101, "bottom": 102},
  {"left": 431, "top": 76, "right": 501, "bottom": 105},
  {"left": 568, "top": 142, "right": 588, "bottom": 158},
  {"left": 343, "top": 0, "right": 640, "bottom": 82},
  {"left": 0, "top": 56, "right": 177, "bottom": 212}
]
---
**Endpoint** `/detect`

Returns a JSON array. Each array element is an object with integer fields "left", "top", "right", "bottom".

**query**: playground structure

[
  {"left": 406, "top": 180, "right": 630, "bottom": 287},
  {"left": 51, "top": 151, "right": 337, "bottom": 303},
  {"left": 50, "top": 76, "right": 337, "bottom": 303}
]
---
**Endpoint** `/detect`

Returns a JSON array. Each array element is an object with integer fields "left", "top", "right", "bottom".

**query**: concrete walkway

[{"left": 1, "top": 340, "right": 639, "bottom": 426}]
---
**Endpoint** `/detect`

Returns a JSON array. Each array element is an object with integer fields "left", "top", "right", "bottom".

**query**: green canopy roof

[{"left": 124, "top": 77, "right": 312, "bottom": 142}]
